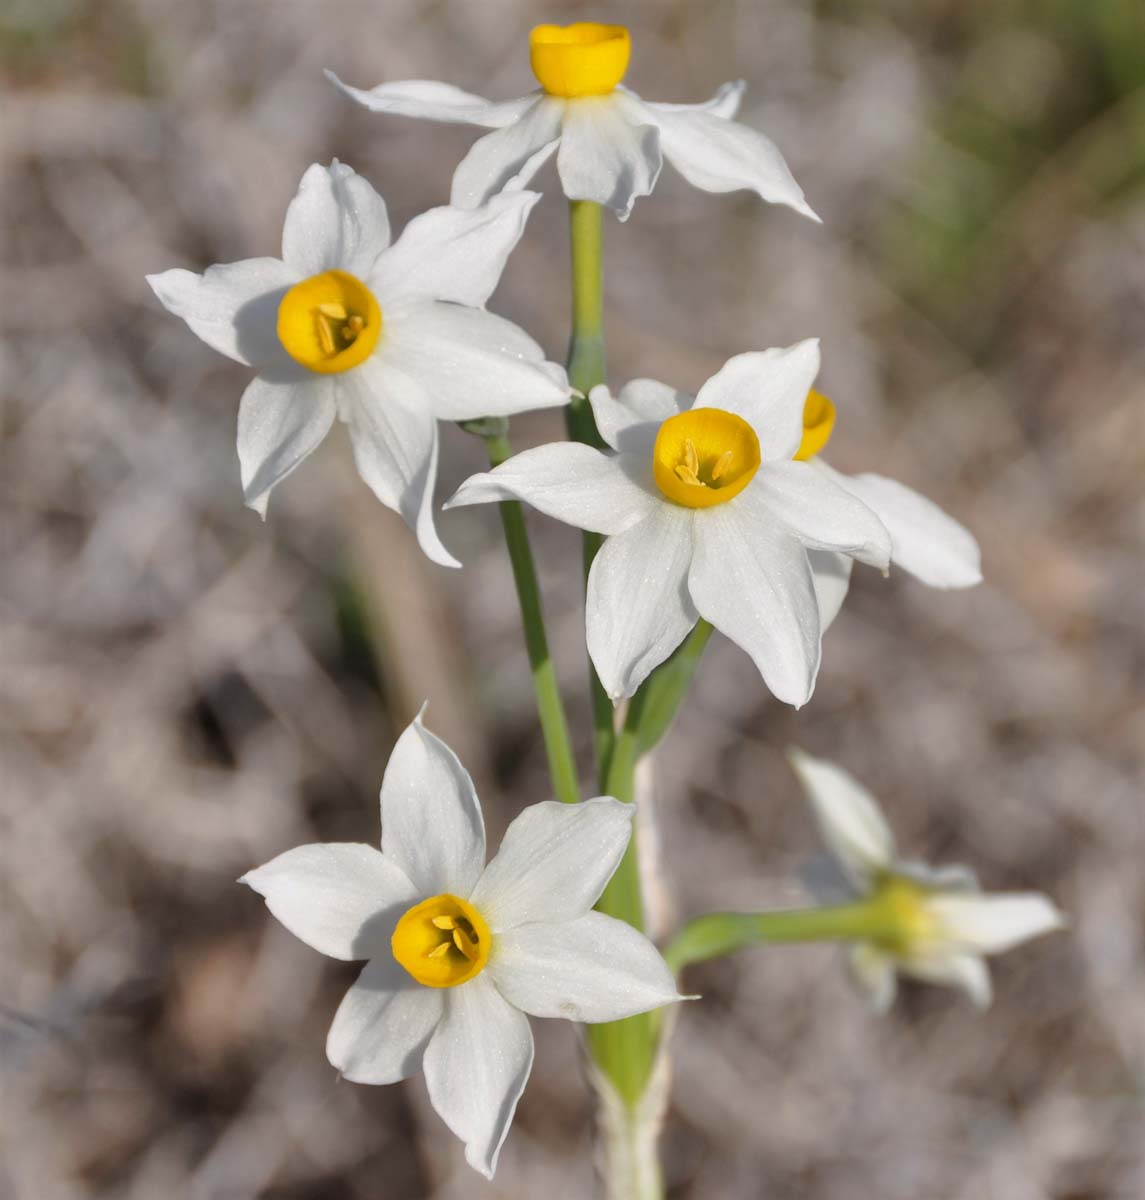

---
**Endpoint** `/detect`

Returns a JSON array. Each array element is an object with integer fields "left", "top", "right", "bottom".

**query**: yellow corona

[
  {"left": 795, "top": 389, "right": 836, "bottom": 461},
  {"left": 530, "top": 23, "right": 631, "bottom": 98},
  {"left": 277, "top": 269, "right": 381, "bottom": 374},
  {"left": 652, "top": 408, "right": 762, "bottom": 508},
  {"left": 391, "top": 893, "right": 491, "bottom": 988}
]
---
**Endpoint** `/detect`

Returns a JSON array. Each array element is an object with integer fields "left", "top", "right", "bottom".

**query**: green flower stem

[
  {"left": 566, "top": 199, "right": 607, "bottom": 445},
  {"left": 485, "top": 433, "right": 580, "bottom": 807},
  {"left": 632, "top": 620, "right": 714, "bottom": 754},
  {"left": 564, "top": 199, "right": 613, "bottom": 772},
  {"left": 664, "top": 902, "right": 904, "bottom": 975},
  {"left": 588, "top": 712, "right": 655, "bottom": 1109}
]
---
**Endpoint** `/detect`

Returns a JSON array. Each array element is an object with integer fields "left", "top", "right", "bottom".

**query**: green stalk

[
  {"left": 565, "top": 199, "right": 607, "bottom": 446},
  {"left": 564, "top": 200, "right": 613, "bottom": 771},
  {"left": 587, "top": 694, "right": 654, "bottom": 1107},
  {"left": 485, "top": 433, "right": 580, "bottom": 807},
  {"left": 562, "top": 201, "right": 660, "bottom": 1121},
  {"left": 664, "top": 903, "right": 905, "bottom": 975},
  {"left": 632, "top": 620, "right": 714, "bottom": 754}
]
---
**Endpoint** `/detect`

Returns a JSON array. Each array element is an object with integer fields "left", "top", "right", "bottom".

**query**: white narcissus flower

[
  {"left": 242, "top": 712, "right": 683, "bottom": 1179},
  {"left": 794, "top": 390, "right": 982, "bottom": 631},
  {"left": 448, "top": 340, "right": 892, "bottom": 707},
  {"left": 147, "top": 162, "right": 570, "bottom": 566},
  {"left": 329, "top": 22, "right": 816, "bottom": 222},
  {"left": 789, "top": 748, "right": 1065, "bottom": 1011}
]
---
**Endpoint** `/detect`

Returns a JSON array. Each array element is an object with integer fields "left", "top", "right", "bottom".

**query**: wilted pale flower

[
  {"left": 794, "top": 390, "right": 983, "bottom": 630},
  {"left": 789, "top": 748, "right": 1065, "bottom": 1011},
  {"left": 147, "top": 162, "right": 569, "bottom": 565},
  {"left": 329, "top": 22, "right": 816, "bottom": 222},
  {"left": 448, "top": 340, "right": 892, "bottom": 706},
  {"left": 242, "top": 712, "right": 683, "bottom": 1178}
]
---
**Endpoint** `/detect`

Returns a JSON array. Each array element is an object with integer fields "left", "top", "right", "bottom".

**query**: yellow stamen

[
  {"left": 653, "top": 408, "right": 762, "bottom": 509},
  {"left": 710, "top": 449, "right": 735, "bottom": 481},
  {"left": 277, "top": 269, "right": 381, "bottom": 375},
  {"left": 795, "top": 390, "right": 837, "bottom": 461},
  {"left": 392, "top": 893, "right": 491, "bottom": 988},
  {"left": 530, "top": 23, "right": 631, "bottom": 98}
]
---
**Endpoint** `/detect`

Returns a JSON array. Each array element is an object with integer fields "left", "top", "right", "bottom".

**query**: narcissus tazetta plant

[
  {"left": 330, "top": 22, "right": 816, "bottom": 221},
  {"left": 148, "top": 162, "right": 570, "bottom": 565},
  {"left": 448, "top": 340, "right": 893, "bottom": 706},
  {"left": 242, "top": 712, "right": 683, "bottom": 1178},
  {"left": 789, "top": 748, "right": 1065, "bottom": 1010}
]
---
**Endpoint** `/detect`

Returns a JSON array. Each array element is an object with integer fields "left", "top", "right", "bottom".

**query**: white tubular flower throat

[
  {"left": 788, "top": 748, "right": 1066, "bottom": 1012},
  {"left": 240, "top": 711, "right": 684, "bottom": 1179},
  {"left": 328, "top": 22, "right": 817, "bottom": 222},
  {"left": 447, "top": 340, "right": 893, "bottom": 708},
  {"left": 147, "top": 162, "right": 571, "bottom": 566}
]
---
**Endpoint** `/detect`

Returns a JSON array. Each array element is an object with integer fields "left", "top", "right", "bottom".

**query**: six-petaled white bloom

[
  {"left": 241, "top": 712, "right": 683, "bottom": 1178},
  {"left": 147, "top": 162, "right": 570, "bottom": 566},
  {"left": 789, "top": 748, "right": 1065, "bottom": 1011},
  {"left": 448, "top": 340, "right": 893, "bottom": 707},
  {"left": 792, "top": 390, "right": 982, "bottom": 632},
  {"left": 329, "top": 22, "right": 816, "bottom": 222}
]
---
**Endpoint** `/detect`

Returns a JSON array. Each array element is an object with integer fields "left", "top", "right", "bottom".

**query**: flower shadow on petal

[
  {"left": 612, "top": 438, "right": 660, "bottom": 494},
  {"left": 349, "top": 893, "right": 420, "bottom": 962},
  {"left": 234, "top": 286, "right": 295, "bottom": 369}
]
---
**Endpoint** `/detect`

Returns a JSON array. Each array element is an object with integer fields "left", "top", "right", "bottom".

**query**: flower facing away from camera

[
  {"left": 147, "top": 162, "right": 570, "bottom": 565},
  {"left": 447, "top": 340, "right": 892, "bottom": 706},
  {"left": 241, "top": 712, "right": 684, "bottom": 1178},
  {"left": 789, "top": 749, "right": 1065, "bottom": 1010},
  {"left": 791, "top": 390, "right": 983, "bottom": 632},
  {"left": 327, "top": 22, "right": 816, "bottom": 222}
]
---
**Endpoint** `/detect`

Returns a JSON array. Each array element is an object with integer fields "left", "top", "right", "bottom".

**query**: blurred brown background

[{"left": 2, "top": 1, "right": 1143, "bottom": 1197}]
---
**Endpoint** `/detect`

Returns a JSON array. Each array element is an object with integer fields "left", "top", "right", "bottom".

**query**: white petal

[
  {"left": 489, "top": 912, "right": 682, "bottom": 1022},
  {"left": 625, "top": 93, "right": 817, "bottom": 220},
  {"left": 586, "top": 505, "right": 698, "bottom": 699},
  {"left": 901, "top": 951, "right": 993, "bottom": 1008},
  {"left": 928, "top": 893, "right": 1066, "bottom": 955},
  {"left": 470, "top": 798, "right": 633, "bottom": 931},
  {"left": 694, "top": 341, "right": 820, "bottom": 460},
  {"left": 422, "top": 975, "right": 534, "bottom": 1179},
  {"left": 687, "top": 502, "right": 820, "bottom": 707},
  {"left": 340, "top": 359, "right": 458, "bottom": 568},
  {"left": 809, "top": 549, "right": 853, "bottom": 632},
  {"left": 446, "top": 443, "right": 658, "bottom": 536},
  {"left": 588, "top": 380, "right": 691, "bottom": 452},
  {"left": 846, "top": 943, "right": 897, "bottom": 1013},
  {"left": 371, "top": 191, "right": 540, "bottom": 310},
  {"left": 752, "top": 460, "right": 891, "bottom": 568},
  {"left": 146, "top": 258, "right": 297, "bottom": 367},
  {"left": 381, "top": 302, "right": 571, "bottom": 420},
  {"left": 636, "top": 79, "right": 745, "bottom": 120},
  {"left": 237, "top": 373, "right": 337, "bottom": 517},
  {"left": 787, "top": 748, "right": 896, "bottom": 887},
  {"left": 240, "top": 843, "right": 418, "bottom": 961},
  {"left": 326, "top": 955, "right": 443, "bottom": 1083},
  {"left": 281, "top": 161, "right": 391, "bottom": 279},
  {"left": 823, "top": 466, "right": 983, "bottom": 588},
  {"left": 450, "top": 99, "right": 564, "bottom": 209},
  {"left": 556, "top": 96, "right": 661, "bottom": 220},
  {"left": 326, "top": 72, "right": 536, "bottom": 127},
  {"left": 380, "top": 712, "right": 486, "bottom": 898},
  {"left": 911, "top": 862, "right": 980, "bottom": 894}
]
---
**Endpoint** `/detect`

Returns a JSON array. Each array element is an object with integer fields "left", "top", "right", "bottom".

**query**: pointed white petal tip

[{"left": 244, "top": 494, "right": 270, "bottom": 521}]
